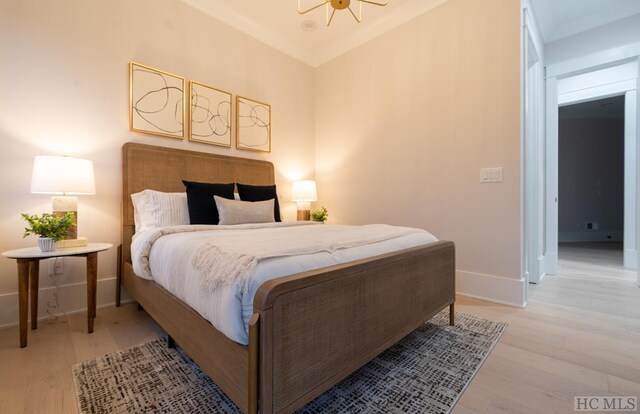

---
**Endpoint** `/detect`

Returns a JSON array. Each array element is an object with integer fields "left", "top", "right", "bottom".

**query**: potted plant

[
  {"left": 21, "top": 212, "right": 74, "bottom": 252},
  {"left": 310, "top": 207, "right": 329, "bottom": 224}
]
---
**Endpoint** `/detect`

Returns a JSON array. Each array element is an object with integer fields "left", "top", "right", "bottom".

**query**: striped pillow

[{"left": 131, "top": 190, "right": 190, "bottom": 233}]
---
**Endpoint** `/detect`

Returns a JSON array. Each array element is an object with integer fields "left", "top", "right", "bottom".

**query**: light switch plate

[{"left": 480, "top": 167, "right": 503, "bottom": 183}]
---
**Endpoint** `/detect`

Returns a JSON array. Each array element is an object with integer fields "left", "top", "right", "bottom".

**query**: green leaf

[
  {"left": 310, "top": 206, "right": 328, "bottom": 223},
  {"left": 21, "top": 212, "right": 75, "bottom": 241}
]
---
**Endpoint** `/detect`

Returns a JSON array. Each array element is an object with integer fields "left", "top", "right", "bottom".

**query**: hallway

[{"left": 558, "top": 242, "right": 624, "bottom": 271}]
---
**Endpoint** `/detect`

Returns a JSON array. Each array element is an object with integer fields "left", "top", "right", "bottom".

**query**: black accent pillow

[
  {"left": 236, "top": 183, "right": 281, "bottom": 222},
  {"left": 182, "top": 180, "right": 235, "bottom": 224}
]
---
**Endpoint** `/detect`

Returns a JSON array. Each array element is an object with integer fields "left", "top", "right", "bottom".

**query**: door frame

[
  {"left": 544, "top": 44, "right": 640, "bottom": 275},
  {"left": 522, "top": 2, "right": 545, "bottom": 286}
]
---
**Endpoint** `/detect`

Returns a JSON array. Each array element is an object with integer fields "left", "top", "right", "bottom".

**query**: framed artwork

[
  {"left": 129, "top": 62, "right": 185, "bottom": 139},
  {"left": 236, "top": 96, "right": 271, "bottom": 153},
  {"left": 189, "top": 81, "right": 232, "bottom": 147}
]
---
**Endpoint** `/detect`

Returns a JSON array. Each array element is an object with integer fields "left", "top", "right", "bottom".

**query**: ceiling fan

[{"left": 298, "top": 0, "right": 390, "bottom": 27}]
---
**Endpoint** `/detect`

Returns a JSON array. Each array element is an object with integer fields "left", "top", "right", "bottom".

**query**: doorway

[
  {"left": 558, "top": 96, "right": 625, "bottom": 268},
  {"left": 544, "top": 58, "right": 639, "bottom": 280}
]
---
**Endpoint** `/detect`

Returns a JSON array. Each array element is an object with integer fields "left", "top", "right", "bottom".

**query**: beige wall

[
  {"left": 0, "top": 0, "right": 316, "bottom": 326},
  {"left": 314, "top": 0, "right": 523, "bottom": 303},
  {"left": 0, "top": 0, "right": 525, "bottom": 327}
]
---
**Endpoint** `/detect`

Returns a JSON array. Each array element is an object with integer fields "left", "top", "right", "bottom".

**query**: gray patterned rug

[{"left": 73, "top": 311, "right": 506, "bottom": 414}]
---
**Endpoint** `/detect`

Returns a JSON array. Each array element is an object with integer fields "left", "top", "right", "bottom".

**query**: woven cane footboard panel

[{"left": 270, "top": 243, "right": 455, "bottom": 412}]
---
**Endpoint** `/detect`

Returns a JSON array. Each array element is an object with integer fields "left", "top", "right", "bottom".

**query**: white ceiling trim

[{"left": 180, "top": 0, "right": 448, "bottom": 68}]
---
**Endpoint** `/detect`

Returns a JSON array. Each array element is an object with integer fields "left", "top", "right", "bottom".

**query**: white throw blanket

[{"left": 134, "top": 223, "right": 425, "bottom": 293}]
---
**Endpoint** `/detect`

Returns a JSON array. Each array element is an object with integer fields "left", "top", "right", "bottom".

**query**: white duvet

[{"left": 131, "top": 222, "right": 438, "bottom": 345}]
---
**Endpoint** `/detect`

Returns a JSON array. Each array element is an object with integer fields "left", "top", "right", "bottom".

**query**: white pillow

[
  {"left": 130, "top": 191, "right": 147, "bottom": 233},
  {"left": 214, "top": 196, "right": 275, "bottom": 225},
  {"left": 131, "top": 190, "right": 190, "bottom": 233}
]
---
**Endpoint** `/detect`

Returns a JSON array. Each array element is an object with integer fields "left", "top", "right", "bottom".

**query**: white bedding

[{"left": 131, "top": 222, "right": 438, "bottom": 345}]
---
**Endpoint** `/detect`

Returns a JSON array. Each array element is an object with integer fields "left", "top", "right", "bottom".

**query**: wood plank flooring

[
  {"left": 0, "top": 243, "right": 638, "bottom": 414},
  {"left": 0, "top": 303, "right": 165, "bottom": 414},
  {"left": 454, "top": 242, "right": 640, "bottom": 414}
]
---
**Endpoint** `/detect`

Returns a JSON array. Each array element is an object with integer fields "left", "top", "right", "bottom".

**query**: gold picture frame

[
  {"left": 236, "top": 96, "right": 271, "bottom": 153},
  {"left": 189, "top": 81, "right": 232, "bottom": 147},
  {"left": 129, "top": 62, "right": 185, "bottom": 140}
]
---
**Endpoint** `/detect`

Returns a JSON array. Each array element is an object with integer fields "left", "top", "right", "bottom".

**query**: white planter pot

[{"left": 38, "top": 238, "right": 56, "bottom": 252}]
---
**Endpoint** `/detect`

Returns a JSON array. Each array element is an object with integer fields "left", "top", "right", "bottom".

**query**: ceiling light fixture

[{"left": 298, "top": 0, "right": 389, "bottom": 27}]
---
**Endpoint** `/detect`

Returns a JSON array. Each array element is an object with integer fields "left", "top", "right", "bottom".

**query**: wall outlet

[
  {"left": 48, "top": 258, "right": 64, "bottom": 275},
  {"left": 585, "top": 222, "right": 598, "bottom": 231},
  {"left": 480, "top": 167, "right": 503, "bottom": 183}
]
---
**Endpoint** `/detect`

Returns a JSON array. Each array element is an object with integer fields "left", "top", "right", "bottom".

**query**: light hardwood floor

[
  {"left": 454, "top": 242, "right": 640, "bottom": 414},
  {"left": 1, "top": 243, "right": 638, "bottom": 414}
]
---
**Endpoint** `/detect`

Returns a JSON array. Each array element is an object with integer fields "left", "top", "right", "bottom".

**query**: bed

[{"left": 117, "top": 142, "right": 456, "bottom": 414}]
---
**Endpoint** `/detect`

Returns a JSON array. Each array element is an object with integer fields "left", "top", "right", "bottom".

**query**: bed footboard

[{"left": 254, "top": 241, "right": 455, "bottom": 414}]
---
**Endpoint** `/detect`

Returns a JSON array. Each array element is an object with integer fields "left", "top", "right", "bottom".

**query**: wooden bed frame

[{"left": 116, "top": 143, "right": 456, "bottom": 414}]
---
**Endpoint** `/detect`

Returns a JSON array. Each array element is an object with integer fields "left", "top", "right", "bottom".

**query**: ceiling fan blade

[
  {"left": 347, "top": 5, "right": 362, "bottom": 23},
  {"left": 359, "top": 0, "right": 389, "bottom": 6},
  {"left": 326, "top": 6, "right": 337, "bottom": 26},
  {"left": 298, "top": 0, "right": 330, "bottom": 15},
  {"left": 301, "top": 0, "right": 387, "bottom": 26}
]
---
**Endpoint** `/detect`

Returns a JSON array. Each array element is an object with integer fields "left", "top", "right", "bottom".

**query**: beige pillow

[{"left": 214, "top": 196, "right": 276, "bottom": 225}]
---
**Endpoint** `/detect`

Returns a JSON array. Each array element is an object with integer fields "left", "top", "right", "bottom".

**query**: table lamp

[
  {"left": 292, "top": 180, "right": 317, "bottom": 221},
  {"left": 30, "top": 155, "right": 95, "bottom": 247}
]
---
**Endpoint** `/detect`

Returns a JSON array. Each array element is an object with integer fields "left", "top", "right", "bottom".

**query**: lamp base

[
  {"left": 52, "top": 195, "right": 78, "bottom": 240},
  {"left": 297, "top": 209, "right": 311, "bottom": 221},
  {"left": 58, "top": 237, "right": 88, "bottom": 248}
]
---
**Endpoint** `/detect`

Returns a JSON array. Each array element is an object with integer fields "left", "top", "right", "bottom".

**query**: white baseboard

[
  {"left": 537, "top": 255, "right": 546, "bottom": 282},
  {"left": 0, "top": 277, "right": 130, "bottom": 329},
  {"left": 527, "top": 255, "right": 546, "bottom": 284},
  {"left": 545, "top": 252, "right": 558, "bottom": 275},
  {"left": 624, "top": 249, "right": 637, "bottom": 270},
  {"left": 456, "top": 270, "right": 526, "bottom": 308},
  {"left": 538, "top": 272, "right": 547, "bottom": 283},
  {"left": 558, "top": 231, "right": 623, "bottom": 243}
]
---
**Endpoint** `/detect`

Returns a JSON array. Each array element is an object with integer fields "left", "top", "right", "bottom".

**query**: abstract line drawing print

[
  {"left": 130, "top": 62, "right": 185, "bottom": 139},
  {"left": 189, "top": 81, "right": 231, "bottom": 147},
  {"left": 236, "top": 96, "right": 271, "bottom": 153}
]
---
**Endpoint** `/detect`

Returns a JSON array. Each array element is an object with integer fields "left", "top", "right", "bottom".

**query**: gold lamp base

[{"left": 297, "top": 209, "right": 311, "bottom": 221}]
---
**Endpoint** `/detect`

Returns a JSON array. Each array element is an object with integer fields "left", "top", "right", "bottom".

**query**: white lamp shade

[
  {"left": 291, "top": 180, "right": 317, "bottom": 202},
  {"left": 31, "top": 155, "right": 96, "bottom": 195}
]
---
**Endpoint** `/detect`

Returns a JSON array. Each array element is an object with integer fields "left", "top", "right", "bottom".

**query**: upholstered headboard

[{"left": 121, "top": 143, "right": 275, "bottom": 263}]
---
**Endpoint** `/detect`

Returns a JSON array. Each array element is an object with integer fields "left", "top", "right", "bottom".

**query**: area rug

[{"left": 73, "top": 311, "right": 506, "bottom": 414}]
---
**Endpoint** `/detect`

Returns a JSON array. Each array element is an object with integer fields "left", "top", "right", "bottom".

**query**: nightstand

[{"left": 2, "top": 243, "right": 112, "bottom": 347}]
